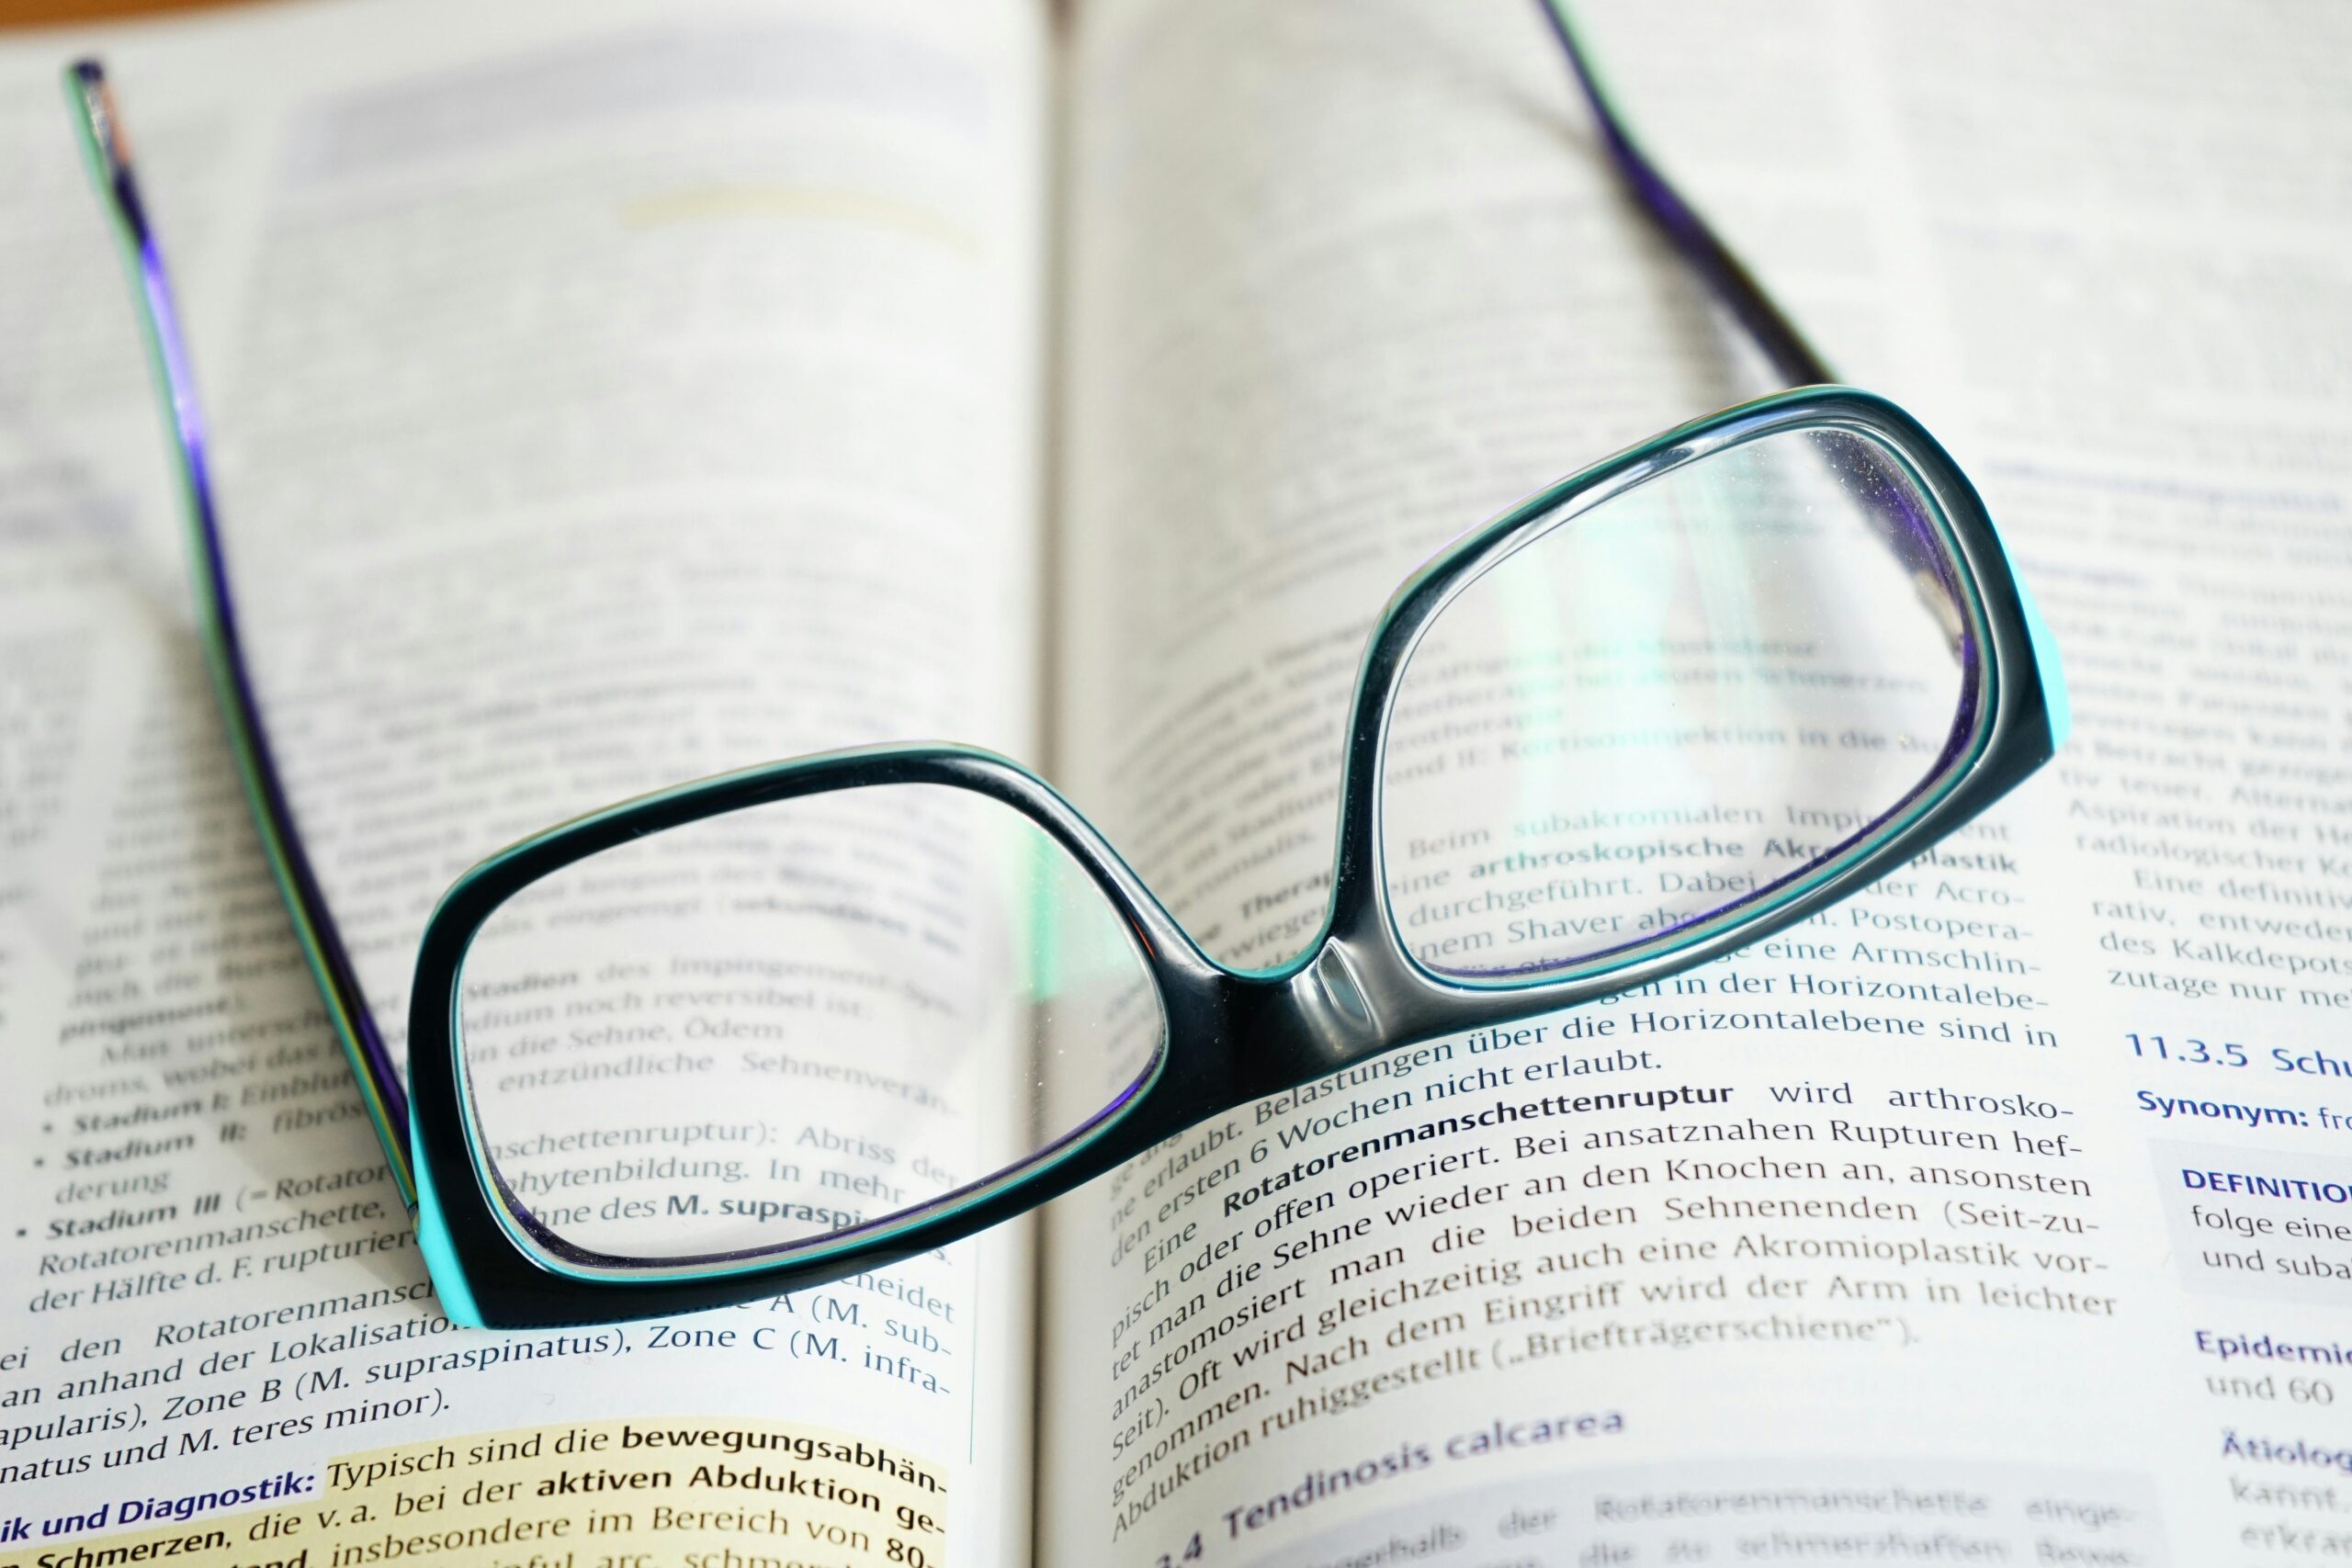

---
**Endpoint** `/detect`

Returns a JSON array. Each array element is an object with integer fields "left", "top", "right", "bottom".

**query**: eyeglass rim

[
  {"left": 405, "top": 382, "right": 2065, "bottom": 1327},
  {"left": 1331, "top": 393, "right": 1999, "bottom": 987}
]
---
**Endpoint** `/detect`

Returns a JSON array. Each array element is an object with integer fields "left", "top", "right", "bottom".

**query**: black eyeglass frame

[
  {"left": 410, "top": 385, "right": 2060, "bottom": 1328},
  {"left": 65, "top": 3, "right": 2066, "bottom": 1330}
]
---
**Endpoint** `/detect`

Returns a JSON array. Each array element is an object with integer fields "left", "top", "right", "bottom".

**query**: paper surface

[{"left": 2, "top": 0, "right": 2347, "bottom": 1562}]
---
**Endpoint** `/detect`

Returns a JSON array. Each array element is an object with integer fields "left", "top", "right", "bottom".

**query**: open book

[{"left": 2, "top": 0, "right": 2345, "bottom": 1562}]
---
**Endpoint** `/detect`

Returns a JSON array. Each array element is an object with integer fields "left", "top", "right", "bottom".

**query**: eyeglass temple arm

[
  {"left": 1536, "top": 6, "right": 1979, "bottom": 652},
  {"left": 1537, "top": 1, "right": 1837, "bottom": 389},
  {"left": 63, "top": 62, "right": 418, "bottom": 1213}
]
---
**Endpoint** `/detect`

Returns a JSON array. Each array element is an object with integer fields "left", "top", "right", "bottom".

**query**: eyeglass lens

[
  {"left": 455, "top": 783, "right": 1165, "bottom": 1266},
  {"left": 1380, "top": 425, "right": 1976, "bottom": 980}
]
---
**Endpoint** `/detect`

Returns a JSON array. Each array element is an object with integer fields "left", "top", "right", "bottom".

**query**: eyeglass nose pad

[
  {"left": 1314, "top": 943, "right": 1374, "bottom": 1029},
  {"left": 1273, "top": 939, "right": 1385, "bottom": 1072}
]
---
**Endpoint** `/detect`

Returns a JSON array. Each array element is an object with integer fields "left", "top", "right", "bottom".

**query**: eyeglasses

[{"left": 64, "top": 3, "right": 2064, "bottom": 1330}]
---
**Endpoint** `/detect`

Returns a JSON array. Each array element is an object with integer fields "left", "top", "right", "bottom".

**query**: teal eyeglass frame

[{"left": 66, "top": 6, "right": 2065, "bottom": 1330}]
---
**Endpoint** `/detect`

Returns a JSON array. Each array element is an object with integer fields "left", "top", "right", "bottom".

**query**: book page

[
  {"left": 0, "top": 0, "right": 1046, "bottom": 1561},
  {"left": 1041, "top": 1, "right": 2352, "bottom": 1563}
]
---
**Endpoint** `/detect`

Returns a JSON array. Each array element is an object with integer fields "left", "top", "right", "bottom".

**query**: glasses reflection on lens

[{"left": 1380, "top": 427, "right": 1975, "bottom": 981}]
